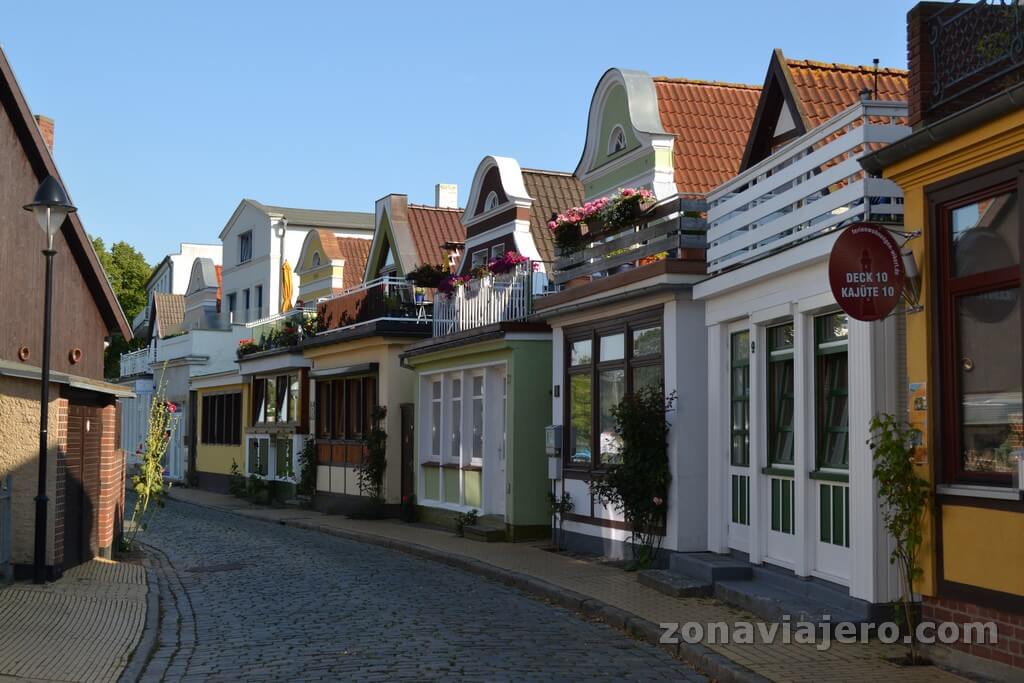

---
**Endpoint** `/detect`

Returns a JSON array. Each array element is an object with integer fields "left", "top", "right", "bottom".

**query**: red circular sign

[{"left": 828, "top": 222, "right": 904, "bottom": 322}]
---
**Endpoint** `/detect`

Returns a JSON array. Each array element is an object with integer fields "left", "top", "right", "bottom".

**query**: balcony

[
  {"left": 433, "top": 262, "right": 538, "bottom": 336},
  {"left": 706, "top": 99, "right": 909, "bottom": 275},
  {"left": 239, "top": 308, "right": 316, "bottom": 358},
  {"left": 552, "top": 197, "right": 709, "bottom": 287},
  {"left": 119, "top": 346, "right": 155, "bottom": 378},
  {"left": 316, "top": 277, "right": 431, "bottom": 334}
]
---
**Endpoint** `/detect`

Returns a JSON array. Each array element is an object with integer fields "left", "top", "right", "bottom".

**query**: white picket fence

[{"left": 432, "top": 264, "right": 535, "bottom": 336}]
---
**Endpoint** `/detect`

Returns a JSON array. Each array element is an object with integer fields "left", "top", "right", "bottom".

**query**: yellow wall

[
  {"left": 195, "top": 382, "right": 248, "bottom": 476},
  {"left": 882, "top": 107, "right": 1024, "bottom": 598}
]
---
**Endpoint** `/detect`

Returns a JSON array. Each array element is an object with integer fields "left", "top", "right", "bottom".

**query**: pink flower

[
  {"left": 622, "top": 188, "right": 636, "bottom": 197},
  {"left": 548, "top": 220, "right": 557, "bottom": 230},
  {"left": 652, "top": 496, "right": 664, "bottom": 506},
  {"left": 166, "top": 402, "right": 177, "bottom": 413}
]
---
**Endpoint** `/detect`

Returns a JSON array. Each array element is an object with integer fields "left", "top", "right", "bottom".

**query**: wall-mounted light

[{"left": 901, "top": 247, "right": 923, "bottom": 313}]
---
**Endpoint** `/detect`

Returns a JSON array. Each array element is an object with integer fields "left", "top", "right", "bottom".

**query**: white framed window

[
  {"left": 471, "top": 250, "right": 487, "bottom": 268},
  {"left": 450, "top": 376, "right": 462, "bottom": 463},
  {"left": 471, "top": 373, "right": 485, "bottom": 464},
  {"left": 239, "top": 230, "right": 253, "bottom": 263},
  {"left": 489, "top": 244, "right": 505, "bottom": 260},
  {"left": 484, "top": 191, "right": 500, "bottom": 211},
  {"left": 608, "top": 125, "right": 627, "bottom": 155},
  {"left": 255, "top": 285, "right": 263, "bottom": 313},
  {"left": 247, "top": 435, "right": 269, "bottom": 477},
  {"left": 430, "top": 380, "right": 442, "bottom": 459}
]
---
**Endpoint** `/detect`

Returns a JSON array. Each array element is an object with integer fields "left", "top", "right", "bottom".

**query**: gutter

[
  {"left": 529, "top": 282, "right": 691, "bottom": 321},
  {"left": 861, "top": 81, "right": 1024, "bottom": 175}
]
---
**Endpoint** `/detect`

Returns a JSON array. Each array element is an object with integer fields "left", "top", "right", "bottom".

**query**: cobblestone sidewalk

[
  {"left": 168, "top": 488, "right": 972, "bottom": 683},
  {"left": 0, "top": 559, "right": 147, "bottom": 683}
]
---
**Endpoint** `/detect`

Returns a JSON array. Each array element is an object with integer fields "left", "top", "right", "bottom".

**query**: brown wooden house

[{"left": 0, "top": 46, "right": 133, "bottom": 580}]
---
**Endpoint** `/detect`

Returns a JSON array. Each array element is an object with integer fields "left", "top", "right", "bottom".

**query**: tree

[{"left": 91, "top": 236, "right": 152, "bottom": 378}]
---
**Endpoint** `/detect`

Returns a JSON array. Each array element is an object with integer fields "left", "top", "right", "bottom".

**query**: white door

[{"left": 164, "top": 409, "right": 185, "bottom": 481}]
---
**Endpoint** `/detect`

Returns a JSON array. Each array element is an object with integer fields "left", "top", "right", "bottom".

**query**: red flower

[{"left": 166, "top": 402, "right": 177, "bottom": 413}]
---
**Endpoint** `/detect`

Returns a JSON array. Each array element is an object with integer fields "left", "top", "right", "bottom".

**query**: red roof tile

[
  {"left": 521, "top": 169, "right": 583, "bottom": 265},
  {"left": 215, "top": 265, "right": 223, "bottom": 311},
  {"left": 406, "top": 205, "right": 465, "bottom": 267},
  {"left": 334, "top": 236, "right": 371, "bottom": 290},
  {"left": 784, "top": 58, "right": 908, "bottom": 128},
  {"left": 652, "top": 78, "right": 762, "bottom": 196}
]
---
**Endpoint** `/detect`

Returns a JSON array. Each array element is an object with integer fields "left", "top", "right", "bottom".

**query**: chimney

[
  {"left": 34, "top": 115, "right": 54, "bottom": 152},
  {"left": 435, "top": 183, "right": 458, "bottom": 209}
]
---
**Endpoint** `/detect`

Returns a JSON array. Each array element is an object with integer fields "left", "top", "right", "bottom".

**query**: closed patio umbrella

[{"left": 281, "top": 259, "right": 294, "bottom": 313}]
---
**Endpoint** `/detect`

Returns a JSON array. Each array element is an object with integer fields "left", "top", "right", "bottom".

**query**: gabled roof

[
  {"left": 740, "top": 49, "right": 908, "bottom": 170},
  {"left": 652, "top": 78, "right": 762, "bottom": 196},
  {"left": 334, "top": 236, "right": 371, "bottom": 290},
  {"left": 406, "top": 205, "right": 464, "bottom": 266},
  {"left": 0, "top": 47, "right": 131, "bottom": 339},
  {"left": 151, "top": 292, "right": 185, "bottom": 338},
  {"left": 520, "top": 169, "right": 583, "bottom": 264},
  {"left": 245, "top": 199, "right": 374, "bottom": 230}
]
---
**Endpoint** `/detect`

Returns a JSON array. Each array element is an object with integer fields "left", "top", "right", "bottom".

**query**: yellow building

[
  {"left": 862, "top": 3, "right": 1024, "bottom": 675},
  {"left": 192, "top": 371, "right": 248, "bottom": 492}
]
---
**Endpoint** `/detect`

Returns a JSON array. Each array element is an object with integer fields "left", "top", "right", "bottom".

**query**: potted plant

[
  {"left": 414, "top": 287, "right": 426, "bottom": 304},
  {"left": 638, "top": 251, "right": 669, "bottom": 267},
  {"left": 237, "top": 338, "right": 258, "bottom": 358},
  {"left": 487, "top": 251, "right": 530, "bottom": 275},
  {"left": 405, "top": 263, "right": 448, "bottom": 289}
]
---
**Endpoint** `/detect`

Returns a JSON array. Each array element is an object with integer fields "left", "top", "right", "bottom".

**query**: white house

[{"left": 132, "top": 242, "right": 222, "bottom": 336}]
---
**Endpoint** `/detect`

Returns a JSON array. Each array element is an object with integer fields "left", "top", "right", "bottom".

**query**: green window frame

[
  {"left": 815, "top": 313, "right": 849, "bottom": 469},
  {"left": 730, "top": 331, "right": 750, "bottom": 467},
  {"left": 768, "top": 323, "right": 795, "bottom": 465}
]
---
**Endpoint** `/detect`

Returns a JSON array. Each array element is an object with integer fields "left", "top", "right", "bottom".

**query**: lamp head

[{"left": 23, "top": 175, "right": 76, "bottom": 237}]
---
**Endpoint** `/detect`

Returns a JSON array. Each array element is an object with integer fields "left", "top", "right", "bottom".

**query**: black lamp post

[{"left": 24, "top": 175, "right": 76, "bottom": 584}]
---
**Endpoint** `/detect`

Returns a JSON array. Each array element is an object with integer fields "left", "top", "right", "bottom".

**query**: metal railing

[
  {"left": 316, "top": 277, "right": 431, "bottom": 333},
  {"left": 433, "top": 263, "right": 534, "bottom": 336},
  {"left": 119, "top": 345, "right": 156, "bottom": 378},
  {"left": 0, "top": 475, "right": 11, "bottom": 583},
  {"left": 930, "top": 0, "right": 1024, "bottom": 112},
  {"left": 553, "top": 196, "right": 709, "bottom": 286},
  {"left": 706, "top": 100, "right": 909, "bottom": 275}
]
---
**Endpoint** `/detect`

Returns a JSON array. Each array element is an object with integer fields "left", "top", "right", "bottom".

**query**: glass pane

[
  {"left": 451, "top": 399, "right": 461, "bottom": 461},
  {"left": 275, "top": 438, "right": 293, "bottom": 478},
  {"left": 956, "top": 286, "right": 1022, "bottom": 475},
  {"left": 570, "top": 339, "right": 592, "bottom": 366},
  {"left": 248, "top": 438, "right": 260, "bottom": 475},
  {"left": 769, "top": 359, "right": 795, "bottom": 465},
  {"left": 951, "top": 190, "right": 1019, "bottom": 278},
  {"left": 633, "top": 365, "right": 662, "bottom": 393},
  {"left": 431, "top": 401, "right": 441, "bottom": 457},
  {"left": 768, "top": 323, "right": 794, "bottom": 352},
  {"left": 632, "top": 326, "right": 662, "bottom": 357},
  {"left": 452, "top": 377, "right": 461, "bottom": 399},
  {"left": 264, "top": 377, "right": 277, "bottom": 422},
  {"left": 599, "top": 369, "right": 625, "bottom": 465},
  {"left": 818, "top": 353, "right": 850, "bottom": 468},
  {"left": 472, "top": 395, "right": 484, "bottom": 460},
  {"left": 600, "top": 334, "right": 625, "bottom": 362},
  {"left": 287, "top": 376, "right": 299, "bottom": 424},
  {"left": 731, "top": 331, "right": 749, "bottom": 366},
  {"left": 570, "top": 374, "right": 592, "bottom": 464},
  {"left": 431, "top": 380, "right": 441, "bottom": 400},
  {"left": 817, "top": 313, "right": 848, "bottom": 345},
  {"left": 473, "top": 375, "right": 484, "bottom": 397}
]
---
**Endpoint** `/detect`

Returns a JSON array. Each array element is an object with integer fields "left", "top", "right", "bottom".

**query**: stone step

[
  {"left": 637, "top": 569, "right": 712, "bottom": 598},
  {"left": 463, "top": 524, "right": 506, "bottom": 542},
  {"left": 669, "top": 552, "right": 753, "bottom": 583},
  {"left": 714, "top": 579, "right": 867, "bottom": 629}
]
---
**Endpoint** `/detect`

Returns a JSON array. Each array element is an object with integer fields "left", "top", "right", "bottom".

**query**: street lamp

[{"left": 23, "top": 175, "right": 76, "bottom": 584}]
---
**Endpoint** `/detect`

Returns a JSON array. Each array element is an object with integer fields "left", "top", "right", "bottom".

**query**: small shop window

[
  {"left": 600, "top": 333, "right": 625, "bottom": 362},
  {"left": 313, "top": 375, "right": 378, "bottom": 441},
  {"left": 730, "top": 331, "right": 750, "bottom": 467},
  {"left": 201, "top": 392, "right": 242, "bottom": 445},
  {"left": 570, "top": 339, "right": 593, "bottom": 366},
  {"left": 569, "top": 373, "right": 593, "bottom": 465},
  {"left": 768, "top": 323, "right": 795, "bottom": 466},
  {"left": 253, "top": 374, "right": 300, "bottom": 425},
  {"left": 632, "top": 326, "right": 662, "bottom": 357},
  {"left": 599, "top": 369, "right": 625, "bottom": 465},
  {"left": 815, "top": 313, "right": 849, "bottom": 469}
]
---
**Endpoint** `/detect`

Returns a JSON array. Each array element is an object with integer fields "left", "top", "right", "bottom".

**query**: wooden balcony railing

[
  {"left": 316, "top": 277, "right": 430, "bottom": 333},
  {"left": 706, "top": 100, "right": 909, "bottom": 275}
]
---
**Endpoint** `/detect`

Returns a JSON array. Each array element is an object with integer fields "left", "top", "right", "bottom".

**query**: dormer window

[
  {"left": 608, "top": 125, "right": 627, "bottom": 155},
  {"left": 484, "top": 191, "right": 500, "bottom": 212},
  {"left": 239, "top": 230, "right": 253, "bottom": 263},
  {"left": 312, "top": 252, "right": 321, "bottom": 267}
]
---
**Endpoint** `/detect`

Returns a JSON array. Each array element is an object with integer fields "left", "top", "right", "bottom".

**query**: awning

[{"left": 0, "top": 358, "right": 136, "bottom": 398}]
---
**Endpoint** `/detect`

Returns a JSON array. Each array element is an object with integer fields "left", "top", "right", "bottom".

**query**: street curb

[
  {"left": 117, "top": 553, "right": 160, "bottom": 683},
  {"left": 168, "top": 493, "right": 768, "bottom": 683}
]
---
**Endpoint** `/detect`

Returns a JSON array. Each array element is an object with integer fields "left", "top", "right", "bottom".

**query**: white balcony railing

[
  {"left": 433, "top": 263, "right": 534, "bottom": 336},
  {"left": 119, "top": 346, "right": 156, "bottom": 377},
  {"left": 706, "top": 99, "right": 909, "bottom": 275}
]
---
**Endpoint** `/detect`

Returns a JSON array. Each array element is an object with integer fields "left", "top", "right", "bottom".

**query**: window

[
  {"left": 239, "top": 230, "right": 253, "bottom": 263},
  {"left": 247, "top": 437, "right": 268, "bottom": 476},
  {"left": 730, "top": 331, "right": 750, "bottom": 467},
  {"left": 471, "top": 250, "right": 487, "bottom": 268},
  {"left": 312, "top": 252, "right": 321, "bottom": 267},
  {"left": 243, "top": 288, "right": 251, "bottom": 317},
  {"left": 313, "top": 375, "right": 378, "bottom": 441},
  {"left": 608, "top": 125, "right": 627, "bottom": 155},
  {"left": 471, "top": 374, "right": 484, "bottom": 462},
  {"left": 815, "top": 313, "right": 849, "bottom": 469},
  {"left": 564, "top": 313, "right": 663, "bottom": 469},
  {"left": 430, "top": 380, "right": 442, "bottom": 458},
  {"left": 255, "top": 285, "right": 263, "bottom": 314},
  {"left": 768, "top": 323, "right": 795, "bottom": 466},
  {"left": 201, "top": 392, "right": 242, "bottom": 445},
  {"left": 275, "top": 437, "right": 294, "bottom": 479},
  {"left": 227, "top": 293, "right": 237, "bottom": 318},
  {"left": 489, "top": 244, "right": 505, "bottom": 260},
  {"left": 484, "top": 191, "right": 500, "bottom": 211},
  {"left": 252, "top": 374, "right": 301, "bottom": 425},
  {"left": 936, "top": 180, "right": 1021, "bottom": 484},
  {"left": 450, "top": 377, "right": 462, "bottom": 462}
]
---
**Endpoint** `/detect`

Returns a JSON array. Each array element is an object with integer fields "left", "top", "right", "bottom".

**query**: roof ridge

[
  {"left": 520, "top": 167, "right": 575, "bottom": 177},
  {"left": 785, "top": 57, "right": 907, "bottom": 75},
  {"left": 653, "top": 76, "right": 761, "bottom": 90},
  {"left": 408, "top": 203, "right": 465, "bottom": 211}
]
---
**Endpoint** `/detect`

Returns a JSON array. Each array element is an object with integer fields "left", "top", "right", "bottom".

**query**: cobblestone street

[{"left": 136, "top": 499, "right": 704, "bottom": 682}]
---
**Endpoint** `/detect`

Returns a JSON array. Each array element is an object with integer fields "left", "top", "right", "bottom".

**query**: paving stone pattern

[{"left": 137, "top": 499, "right": 706, "bottom": 682}]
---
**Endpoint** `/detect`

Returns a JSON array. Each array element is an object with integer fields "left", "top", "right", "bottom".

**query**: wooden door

[{"left": 63, "top": 404, "right": 101, "bottom": 569}]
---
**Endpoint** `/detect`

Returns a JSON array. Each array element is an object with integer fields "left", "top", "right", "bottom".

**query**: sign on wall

[{"left": 828, "top": 222, "right": 904, "bottom": 322}]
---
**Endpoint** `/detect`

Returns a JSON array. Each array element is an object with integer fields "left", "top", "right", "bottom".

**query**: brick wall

[
  {"left": 97, "top": 403, "right": 123, "bottom": 557},
  {"left": 923, "top": 596, "right": 1024, "bottom": 670},
  {"left": 53, "top": 398, "right": 67, "bottom": 567}
]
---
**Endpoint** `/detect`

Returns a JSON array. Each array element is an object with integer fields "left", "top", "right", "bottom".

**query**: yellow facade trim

[{"left": 941, "top": 505, "right": 1024, "bottom": 595}]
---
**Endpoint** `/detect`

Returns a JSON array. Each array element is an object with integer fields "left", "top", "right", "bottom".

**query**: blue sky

[{"left": 3, "top": 1, "right": 914, "bottom": 264}]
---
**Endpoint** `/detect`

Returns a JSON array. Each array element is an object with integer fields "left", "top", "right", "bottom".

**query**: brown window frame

[
  {"left": 314, "top": 375, "right": 378, "bottom": 442},
  {"left": 562, "top": 309, "right": 664, "bottom": 472},
  {"left": 200, "top": 391, "right": 242, "bottom": 446},
  {"left": 931, "top": 159, "right": 1023, "bottom": 487}
]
